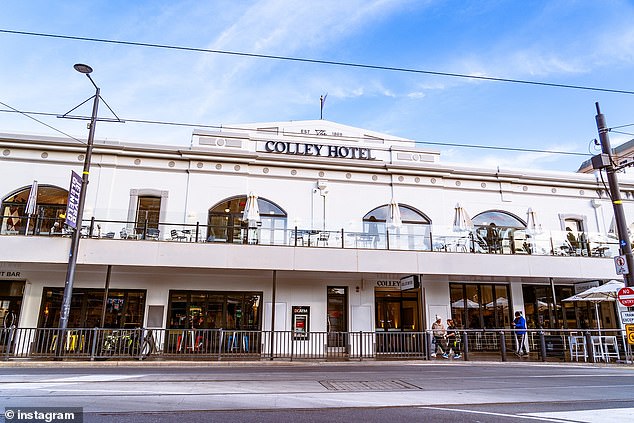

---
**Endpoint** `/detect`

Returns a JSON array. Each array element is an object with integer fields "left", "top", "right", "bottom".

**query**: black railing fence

[
  {"left": 1, "top": 327, "right": 631, "bottom": 363},
  {"left": 0, "top": 213, "right": 620, "bottom": 257}
]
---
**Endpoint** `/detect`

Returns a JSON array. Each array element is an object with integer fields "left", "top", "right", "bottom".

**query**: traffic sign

[
  {"left": 627, "top": 325, "right": 634, "bottom": 345},
  {"left": 622, "top": 311, "right": 634, "bottom": 324},
  {"left": 614, "top": 255, "right": 629, "bottom": 275},
  {"left": 617, "top": 287, "right": 634, "bottom": 307}
]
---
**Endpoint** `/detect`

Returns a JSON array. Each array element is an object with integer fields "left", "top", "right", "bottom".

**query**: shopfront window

[
  {"left": 1, "top": 185, "right": 68, "bottom": 235},
  {"left": 167, "top": 291, "right": 262, "bottom": 330},
  {"left": 450, "top": 283, "right": 511, "bottom": 329},
  {"left": 522, "top": 284, "right": 576, "bottom": 329},
  {"left": 37, "top": 288, "right": 146, "bottom": 328},
  {"left": 207, "top": 196, "right": 286, "bottom": 244}
]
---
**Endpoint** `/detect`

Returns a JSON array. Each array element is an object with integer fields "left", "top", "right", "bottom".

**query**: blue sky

[{"left": 1, "top": 0, "right": 634, "bottom": 172}]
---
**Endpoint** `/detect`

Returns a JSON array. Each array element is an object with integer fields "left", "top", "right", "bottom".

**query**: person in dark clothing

[
  {"left": 446, "top": 319, "right": 461, "bottom": 359},
  {"left": 512, "top": 311, "right": 528, "bottom": 356}
]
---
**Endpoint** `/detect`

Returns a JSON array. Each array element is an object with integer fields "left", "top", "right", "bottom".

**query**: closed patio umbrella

[
  {"left": 386, "top": 199, "right": 402, "bottom": 229},
  {"left": 242, "top": 192, "right": 260, "bottom": 244},
  {"left": 242, "top": 192, "right": 260, "bottom": 225},
  {"left": 526, "top": 207, "right": 541, "bottom": 234},
  {"left": 453, "top": 203, "right": 473, "bottom": 232},
  {"left": 24, "top": 180, "right": 38, "bottom": 235}
]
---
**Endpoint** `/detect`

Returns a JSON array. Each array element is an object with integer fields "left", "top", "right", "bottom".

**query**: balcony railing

[
  {"left": 0, "top": 213, "right": 620, "bottom": 257},
  {"left": 1, "top": 327, "right": 630, "bottom": 363}
]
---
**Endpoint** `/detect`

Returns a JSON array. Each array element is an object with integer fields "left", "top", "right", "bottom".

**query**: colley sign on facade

[{"left": 262, "top": 141, "right": 375, "bottom": 160}]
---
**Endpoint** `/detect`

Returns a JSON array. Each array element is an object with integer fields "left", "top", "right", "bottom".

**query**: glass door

[
  {"left": 327, "top": 287, "right": 347, "bottom": 348},
  {"left": 1, "top": 297, "right": 21, "bottom": 353}
]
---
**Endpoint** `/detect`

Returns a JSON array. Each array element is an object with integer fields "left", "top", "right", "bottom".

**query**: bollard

[
  {"left": 584, "top": 331, "right": 595, "bottom": 362},
  {"left": 500, "top": 331, "right": 507, "bottom": 362},
  {"left": 462, "top": 331, "right": 469, "bottom": 361},
  {"left": 539, "top": 331, "right": 547, "bottom": 362},
  {"left": 90, "top": 327, "right": 98, "bottom": 361},
  {"left": 426, "top": 332, "right": 433, "bottom": 360}
]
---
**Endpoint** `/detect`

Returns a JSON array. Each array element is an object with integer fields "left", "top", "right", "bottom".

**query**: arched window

[
  {"left": 207, "top": 195, "right": 287, "bottom": 244},
  {"left": 362, "top": 204, "right": 431, "bottom": 250},
  {"left": 1, "top": 185, "right": 68, "bottom": 235},
  {"left": 472, "top": 210, "right": 526, "bottom": 254}
]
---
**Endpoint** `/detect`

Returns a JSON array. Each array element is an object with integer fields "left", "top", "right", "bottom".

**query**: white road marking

[
  {"left": 523, "top": 407, "right": 634, "bottom": 422},
  {"left": 419, "top": 406, "right": 573, "bottom": 422}
]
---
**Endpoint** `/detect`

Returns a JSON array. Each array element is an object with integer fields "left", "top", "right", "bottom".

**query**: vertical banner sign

[{"left": 65, "top": 171, "right": 82, "bottom": 229}]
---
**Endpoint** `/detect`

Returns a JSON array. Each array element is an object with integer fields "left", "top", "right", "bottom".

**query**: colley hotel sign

[{"left": 261, "top": 140, "right": 375, "bottom": 161}]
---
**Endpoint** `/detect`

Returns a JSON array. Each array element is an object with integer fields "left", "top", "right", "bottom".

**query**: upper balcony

[{"left": 0, "top": 213, "right": 620, "bottom": 281}]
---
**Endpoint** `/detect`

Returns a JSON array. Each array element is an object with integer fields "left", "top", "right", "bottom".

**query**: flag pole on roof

[{"left": 320, "top": 93, "right": 328, "bottom": 120}]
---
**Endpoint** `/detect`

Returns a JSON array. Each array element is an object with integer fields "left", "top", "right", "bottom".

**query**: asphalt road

[{"left": 1, "top": 361, "right": 633, "bottom": 422}]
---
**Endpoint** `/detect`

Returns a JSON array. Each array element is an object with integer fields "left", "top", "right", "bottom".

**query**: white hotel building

[{"left": 0, "top": 120, "right": 629, "bottom": 356}]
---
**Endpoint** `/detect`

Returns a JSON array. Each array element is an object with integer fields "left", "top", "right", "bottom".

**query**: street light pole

[
  {"left": 595, "top": 102, "right": 634, "bottom": 288},
  {"left": 58, "top": 64, "right": 100, "bottom": 330}
]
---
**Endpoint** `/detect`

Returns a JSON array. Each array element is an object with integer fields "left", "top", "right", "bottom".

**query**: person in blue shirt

[{"left": 512, "top": 311, "right": 528, "bottom": 356}]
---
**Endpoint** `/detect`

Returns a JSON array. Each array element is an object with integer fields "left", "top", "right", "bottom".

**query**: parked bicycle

[
  {"left": 99, "top": 328, "right": 160, "bottom": 360},
  {"left": 139, "top": 329, "right": 159, "bottom": 360}
]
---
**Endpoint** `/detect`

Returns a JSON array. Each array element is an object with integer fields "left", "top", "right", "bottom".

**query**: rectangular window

[
  {"left": 449, "top": 283, "right": 510, "bottom": 329},
  {"left": 37, "top": 288, "right": 146, "bottom": 328},
  {"left": 167, "top": 291, "right": 262, "bottom": 330}
]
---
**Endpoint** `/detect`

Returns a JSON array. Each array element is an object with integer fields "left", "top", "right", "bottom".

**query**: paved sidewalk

[{"left": 1, "top": 358, "right": 631, "bottom": 368}]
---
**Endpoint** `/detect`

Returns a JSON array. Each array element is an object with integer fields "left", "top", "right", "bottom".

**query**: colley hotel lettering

[{"left": 263, "top": 141, "right": 375, "bottom": 160}]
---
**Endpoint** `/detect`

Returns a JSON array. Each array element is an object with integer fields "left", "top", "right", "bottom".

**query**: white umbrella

[
  {"left": 24, "top": 180, "right": 38, "bottom": 235},
  {"left": 386, "top": 199, "right": 402, "bottom": 229},
  {"left": 608, "top": 216, "right": 617, "bottom": 236},
  {"left": 526, "top": 207, "right": 541, "bottom": 234},
  {"left": 486, "top": 297, "right": 509, "bottom": 308},
  {"left": 563, "top": 280, "right": 624, "bottom": 353},
  {"left": 564, "top": 280, "right": 624, "bottom": 302},
  {"left": 451, "top": 298, "right": 480, "bottom": 309},
  {"left": 453, "top": 203, "right": 474, "bottom": 232},
  {"left": 242, "top": 192, "right": 260, "bottom": 225}
]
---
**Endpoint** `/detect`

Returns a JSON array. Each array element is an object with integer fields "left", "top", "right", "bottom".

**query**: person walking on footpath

[
  {"left": 446, "top": 318, "right": 461, "bottom": 359},
  {"left": 512, "top": 311, "right": 528, "bottom": 356},
  {"left": 431, "top": 316, "right": 448, "bottom": 358}
]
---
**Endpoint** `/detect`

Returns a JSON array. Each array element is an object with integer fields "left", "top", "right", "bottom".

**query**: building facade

[{"left": 0, "top": 120, "right": 630, "bottom": 355}]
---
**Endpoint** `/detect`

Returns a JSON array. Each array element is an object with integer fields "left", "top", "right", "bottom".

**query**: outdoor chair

[
  {"left": 170, "top": 229, "right": 187, "bottom": 241},
  {"left": 602, "top": 336, "right": 620, "bottom": 362},
  {"left": 145, "top": 228, "right": 160, "bottom": 240},
  {"left": 317, "top": 231, "right": 330, "bottom": 246},
  {"left": 568, "top": 335, "right": 587, "bottom": 362}
]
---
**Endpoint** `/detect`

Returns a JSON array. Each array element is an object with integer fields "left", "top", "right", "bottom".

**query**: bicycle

[
  {"left": 139, "top": 329, "right": 159, "bottom": 360},
  {"left": 100, "top": 329, "right": 143, "bottom": 358}
]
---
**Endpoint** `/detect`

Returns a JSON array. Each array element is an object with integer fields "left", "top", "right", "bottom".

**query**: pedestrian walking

[
  {"left": 431, "top": 316, "right": 448, "bottom": 358},
  {"left": 512, "top": 311, "right": 529, "bottom": 356},
  {"left": 446, "top": 318, "right": 461, "bottom": 359}
]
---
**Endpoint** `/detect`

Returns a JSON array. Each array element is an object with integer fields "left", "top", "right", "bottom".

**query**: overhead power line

[
  {"left": 2, "top": 29, "right": 634, "bottom": 95},
  {"left": 0, "top": 107, "right": 591, "bottom": 158}
]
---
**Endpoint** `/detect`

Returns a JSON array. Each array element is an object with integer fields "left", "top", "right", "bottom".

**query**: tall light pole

[{"left": 58, "top": 64, "right": 100, "bottom": 331}]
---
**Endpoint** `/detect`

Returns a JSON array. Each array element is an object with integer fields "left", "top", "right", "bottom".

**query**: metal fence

[
  {"left": 1, "top": 327, "right": 631, "bottom": 363},
  {"left": 1, "top": 213, "right": 619, "bottom": 258}
]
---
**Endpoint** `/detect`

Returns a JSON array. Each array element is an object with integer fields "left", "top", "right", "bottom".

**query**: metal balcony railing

[{"left": 0, "top": 213, "right": 620, "bottom": 258}]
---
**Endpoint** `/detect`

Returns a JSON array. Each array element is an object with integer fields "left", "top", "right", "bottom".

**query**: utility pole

[{"left": 594, "top": 102, "right": 634, "bottom": 287}]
